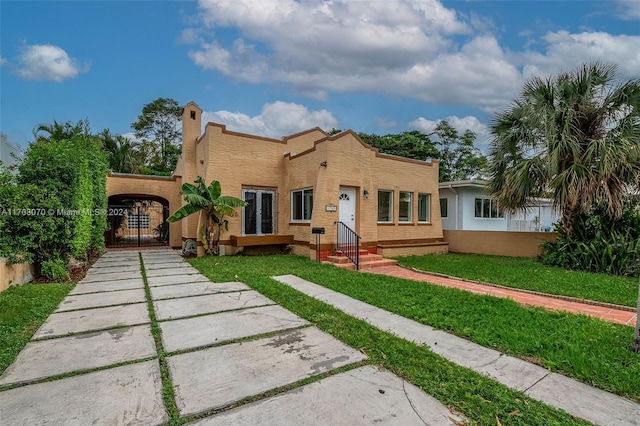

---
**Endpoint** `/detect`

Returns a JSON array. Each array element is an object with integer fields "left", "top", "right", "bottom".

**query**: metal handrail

[{"left": 335, "top": 221, "right": 361, "bottom": 270}]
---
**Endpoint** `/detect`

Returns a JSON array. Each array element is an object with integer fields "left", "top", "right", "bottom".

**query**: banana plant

[{"left": 167, "top": 177, "right": 246, "bottom": 255}]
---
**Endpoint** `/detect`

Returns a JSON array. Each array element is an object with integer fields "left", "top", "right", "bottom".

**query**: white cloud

[
  {"left": 201, "top": 101, "right": 339, "bottom": 138},
  {"left": 615, "top": 0, "right": 640, "bottom": 20},
  {"left": 518, "top": 31, "right": 640, "bottom": 82},
  {"left": 187, "top": 0, "right": 527, "bottom": 111},
  {"left": 409, "top": 115, "right": 492, "bottom": 150},
  {"left": 0, "top": 57, "right": 6, "bottom": 66},
  {"left": 185, "top": 0, "right": 637, "bottom": 113},
  {"left": 15, "top": 44, "right": 87, "bottom": 82}
]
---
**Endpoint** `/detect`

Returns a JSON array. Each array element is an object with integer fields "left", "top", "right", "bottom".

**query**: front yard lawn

[
  {"left": 0, "top": 283, "right": 73, "bottom": 374},
  {"left": 397, "top": 253, "right": 639, "bottom": 307},
  {"left": 190, "top": 254, "right": 640, "bottom": 408},
  {"left": 191, "top": 254, "right": 590, "bottom": 425}
]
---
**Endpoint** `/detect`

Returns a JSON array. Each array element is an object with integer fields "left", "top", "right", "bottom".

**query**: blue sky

[{"left": 1, "top": 0, "right": 638, "bottom": 152}]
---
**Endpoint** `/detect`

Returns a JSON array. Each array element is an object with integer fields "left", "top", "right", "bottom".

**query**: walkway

[
  {"left": 0, "top": 250, "right": 461, "bottom": 425},
  {"left": 274, "top": 275, "right": 640, "bottom": 426},
  {"left": 367, "top": 265, "right": 637, "bottom": 327}
]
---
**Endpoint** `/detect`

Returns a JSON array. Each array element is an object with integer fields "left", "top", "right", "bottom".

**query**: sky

[{"left": 1, "top": 0, "right": 639, "bottom": 153}]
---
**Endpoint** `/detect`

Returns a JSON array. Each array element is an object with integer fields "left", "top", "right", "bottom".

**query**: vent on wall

[{"left": 190, "top": 111, "right": 196, "bottom": 120}]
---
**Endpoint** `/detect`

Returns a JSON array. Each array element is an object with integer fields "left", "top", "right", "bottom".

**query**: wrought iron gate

[{"left": 105, "top": 203, "right": 169, "bottom": 248}]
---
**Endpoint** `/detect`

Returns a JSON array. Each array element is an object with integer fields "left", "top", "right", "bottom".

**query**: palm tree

[
  {"left": 167, "top": 177, "right": 247, "bottom": 255},
  {"left": 108, "top": 136, "right": 140, "bottom": 173},
  {"left": 488, "top": 62, "right": 640, "bottom": 236},
  {"left": 33, "top": 119, "right": 91, "bottom": 143}
]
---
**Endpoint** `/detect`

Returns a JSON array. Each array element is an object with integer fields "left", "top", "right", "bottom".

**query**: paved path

[
  {"left": 274, "top": 274, "right": 640, "bottom": 426},
  {"left": 0, "top": 250, "right": 462, "bottom": 425},
  {"left": 367, "top": 265, "right": 638, "bottom": 327}
]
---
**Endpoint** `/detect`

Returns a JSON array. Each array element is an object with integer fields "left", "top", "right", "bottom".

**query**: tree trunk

[{"left": 631, "top": 278, "right": 640, "bottom": 352}]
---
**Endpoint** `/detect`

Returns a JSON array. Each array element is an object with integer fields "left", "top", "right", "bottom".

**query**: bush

[
  {"left": 540, "top": 202, "right": 640, "bottom": 276},
  {"left": 0, "top": 134, "right": 108, "bottom": 277},
  {"left": 40, "top": 257, "right": 70, "bottom": 281}
]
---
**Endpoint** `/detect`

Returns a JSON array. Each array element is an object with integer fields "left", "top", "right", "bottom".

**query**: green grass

[
  {"left": 191, "top": 255, "right": 590, "bottom": 425},
  {"left": 190, "top": 255, "right": 640, "bottom": 406},
  {"left": 397, "top": 253, "right": 639, "bottom": 307},
  {"left": 0, "top": 283, "right": 74, "bottom": 375}
]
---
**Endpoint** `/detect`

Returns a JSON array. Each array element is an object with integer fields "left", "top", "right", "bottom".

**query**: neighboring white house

[
  {"left": 0, "top": 133, "right": 22, "bottom": 170},
  {"left": 439, "top": 180, "right": 560, "bottom": 232}
]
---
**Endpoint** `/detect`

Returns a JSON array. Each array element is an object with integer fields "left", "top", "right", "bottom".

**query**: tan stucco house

[{"left": 107, "top": 101, "right": 448, "bottom": 263}]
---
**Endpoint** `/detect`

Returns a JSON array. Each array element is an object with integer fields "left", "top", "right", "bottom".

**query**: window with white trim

[
  {"left": 377, "top": 190, "right": 393, "bottom": 222},
  {"left": 474, "top": 198, "right": 504, "bottom": 218},
  {"left": 440, "top": 198, "right": 448, "bottom": 218},
  {"left": 399, "top": 191, "right": 412, "bottom": 222},
  {"left": 418, "top": 193, "right": 431, "bottom": 222},
  {"left": 291, "top": 188, "right": 313, "bottom": 221}
]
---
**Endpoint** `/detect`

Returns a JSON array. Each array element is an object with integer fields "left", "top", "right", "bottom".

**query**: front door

[
  {"left": 242, "top": 189, "right": 274, "bottom": 235},
  {"left": 339, "top": 187, "right": 356, "bottom": 231}
]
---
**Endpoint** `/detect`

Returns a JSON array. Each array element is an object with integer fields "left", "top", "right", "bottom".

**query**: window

[
  {"left": 474, "top": 198, "right": 504, "bottom": 218},
  {"left": 418, "top": 193, "right": 431, "bottom": 222},
  {"left": 399, "top": 191, "right": 412, "bottom": 222},
  {"left": 377, "top": 190, "right": 393, "bottom": 222},
  {"left": 440, "top": 198, "right": 448, "bottom": 218},
  {"left": 127, "top": 213, "right": 150, "bottom": 229},
  {"left": 243, "top": 189, "right": 275, "bottom": 235},
  {"left": 292, "top": 188, "right": 313, "bottom": 221}
]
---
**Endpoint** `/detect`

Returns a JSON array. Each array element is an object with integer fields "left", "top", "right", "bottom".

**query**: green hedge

[{"left": 0, "top": 135, "right": 108, "bottom": 278}]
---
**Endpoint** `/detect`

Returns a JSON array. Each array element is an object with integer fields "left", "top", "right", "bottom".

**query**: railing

[{"left": 335, "top": 221, "right": 361, "bottom": 270}]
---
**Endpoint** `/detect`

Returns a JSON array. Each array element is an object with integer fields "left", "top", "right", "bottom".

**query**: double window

[
  {"left": 243, "top": 189, "right": 275, "bottom": 235},
  {"left": 292, "top": 188, "right": 313, "bottom": 221},
  {"left": 474, "top": 198, "right": 503, "bottom": 218}
]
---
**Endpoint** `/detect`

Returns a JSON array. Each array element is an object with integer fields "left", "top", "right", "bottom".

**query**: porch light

[
  {"left": 320, "top": 161, "right": 327, "bottom": 167},
  {"left": 363, "top": 189, "right": 369, "bottom": 199}
]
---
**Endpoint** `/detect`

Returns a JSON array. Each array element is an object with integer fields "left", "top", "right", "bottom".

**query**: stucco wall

[
  {"left": 0, "top": 258, "right": 34, "bottom": 292},
  {"left": 444, "top": 230, "right": 557, "bottom": 257},
  {"left": 106, "top": 174, "right": 183, "bottom": 247}
]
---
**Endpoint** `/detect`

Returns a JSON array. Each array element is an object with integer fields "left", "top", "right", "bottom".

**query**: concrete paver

[
  {"left": 33, "top": 303, "right": 150, "bottom": 340},
  {"left": 56, "top": 288, "right": 146, "bottom": 312},
  {"left": 0, "top": 325, "right": 156, "bottom": 386},
  {"left": 147, "top": 273, "right": 210, "bottom": 287},
  {"left": 274, "top": 275, "right": 640, "bottom": 426},
  {"left": 93, "top": 258, "right": 141, "bottom": 267},
  {"left": 144, "top": 262, "right": 190, "bottom": 270},
  {"left": 145, "top": 266, "right": 201, "bottom": 278},
  {"left": 154, "top": 290, "right": 274, "bottom": 321},
  {"left": 147, "top": 273, "right": 211, "bottom": 287},
  {"left": 150, "top": 281, "right": 250, "bottom": 300},
  {"left": 526, "top": 372, "right": 640, "bottom": 426},
  {"left": 69, "top": 278, "right": 144, "bottom": 295},
  {"left": 168, "top": 326, "right": 367, "bottom": 417},
  {"left": 0, "top": 360, "right": 167, "bottom": 426},
  {"left": 160, "top": 305, "right": 310, "bottom": 352},
  {"left": 80, "top": 271, "right": 142, "bottom": 283},
  {"left": 85, "top": 264, "right": 141, "bottom": 275},
  {"left": 188, "top": 365, "right": 463, "bottom": 426}
]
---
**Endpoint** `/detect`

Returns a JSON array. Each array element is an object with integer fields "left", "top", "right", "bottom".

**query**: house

[
  {"left": 439, "top": 180, "right": 560, "bottom": 232},
  {"left": 107, "top": 101, "right": 449, "bottom": 264},
  {"left": 0, "top": 133, "right": 22, "bottom": 171}
]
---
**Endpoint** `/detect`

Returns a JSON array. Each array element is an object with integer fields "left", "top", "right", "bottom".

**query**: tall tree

[
  {"left": 358, "top": 131, "right": 439, "bottom": 162},
  {"left": 131, "top": 97, "right": 182, "bottom": 173},
  {"left": 488, "top": 62, "right": 640, "bottom": 236},
  {"left": 431, "top": 121, "right": 487, "bottom": 182}
]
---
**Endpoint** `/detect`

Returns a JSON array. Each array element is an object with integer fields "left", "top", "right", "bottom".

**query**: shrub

[
  {"left": 0, "top": 134, "right": 108, "bottom": 277},
  {"left": 540, "top": 202, "right": 640, "bottom": 276},
  {"left": 40, "top": 257, "right": 70, "bottom": 281}
]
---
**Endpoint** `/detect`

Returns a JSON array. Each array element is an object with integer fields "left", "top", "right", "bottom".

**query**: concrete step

[{"left": 324, "top": 256, "right": 398, "bottom": 271}]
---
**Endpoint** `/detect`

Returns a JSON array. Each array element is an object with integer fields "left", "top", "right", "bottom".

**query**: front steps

[{"left": 324, "top": 249, "right": 397, "bottom": 271}]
